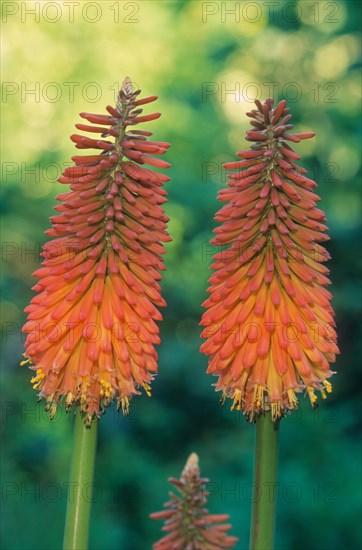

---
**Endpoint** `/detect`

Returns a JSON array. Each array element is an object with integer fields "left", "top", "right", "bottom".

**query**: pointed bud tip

[
  {"left": 122, "top": 75, "right": 132, "bottom": 86},
  {"left": 180, "top": 453, "right": 201, "bottom": 484},
  {"left": 183, "top": 452, "right": 199, "bottom": 474},
  {"left": 121, "top": 76, "right": 135, "bottom": 96}
]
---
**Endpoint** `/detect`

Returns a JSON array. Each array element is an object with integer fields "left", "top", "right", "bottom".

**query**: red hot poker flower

[
  {"left": 200, "top": 98, "right": 339, "bottom": 422},
  {"left": 22, "top": 77, "right": 171, "bottom": 424},
  {"left": 150, "top": 453, "right": 238, "bottom": 549}
]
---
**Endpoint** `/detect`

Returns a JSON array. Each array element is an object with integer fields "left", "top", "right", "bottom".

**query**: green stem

[
  {"left": 249, "top": 414, "right": 280, "bottom": 550},
  {"left": 63, "top": 414, "right": 98, "bottom": 550}
]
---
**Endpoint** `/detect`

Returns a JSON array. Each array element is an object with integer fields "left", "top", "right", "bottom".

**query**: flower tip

[
  {"left": 186, "top": 452, "right": 199, "bottom": 470},
  {"left": 122, "top": 75, "right": 132, "bottom": 86},
  {"left": 181, "top": 452, "right": 200, "bottom": 480},
  {"left": 121, "top": 76, "right": 134, "bottom": 95}
]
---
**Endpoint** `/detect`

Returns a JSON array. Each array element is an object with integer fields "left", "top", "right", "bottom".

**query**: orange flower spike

[
  {"left": 22, "top": 77, "right": 171, "bottom": 425},
  {"left": 200, "top": 98, "right": 339, "bottom": 422},
  {"left": 150, "top": 453, "right": 238, "bottom": 550}
]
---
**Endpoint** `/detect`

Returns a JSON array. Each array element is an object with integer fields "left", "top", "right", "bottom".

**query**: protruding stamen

[
  {"left": 271, "top": 402, "right": 282, "bottom": 422},
  {"left": 307, "top": 386, "right": 318, "bottom": 406},
  {"left": 118, "top": 396, "right": 130, "bottom": 416},
  {"left": 287, "top": 389, "right": 298, "bottom": 408},
  {"left": 31, "top": 368, "right": 46, "bottom": 389},
  {"left": 231, "top": 389, "right": 242, "bottom": 411},
  {"left": 100, "top": 379, "right": 113, "bottom": 399},
  {"left": 253, "top": 385, "right": 265, "bottom": 408},
  {"left": 65, "top": 392, "right": 74, "bottom": 410}
]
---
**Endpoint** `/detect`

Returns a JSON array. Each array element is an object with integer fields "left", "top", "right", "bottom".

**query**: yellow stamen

[
  {"left": 323, "top": 380, "right": 333, "bottom": 394},
  {"left": 119, "top": 396, "right": 130, "bottom": 416},
  {"left": 80, "top": 397, "right": 88, "bottom": 413},
  {"left": 44, "top": 395, "right": 56, "bottom": 419},
  {"left": 65, "top": 392, "right": 74, "bottom": 406},
  {"left": 271, "top": 402, "right": 282, "bottom": 422},
  {"left": 231, "top": 389, "right": 242, "bottom": 411},
  {"left": 100, "top": 379, "right": 113, "bottom": 399},
  {"left": 287, "top": 389, "right": 298, "bottom": 408},
  {"left": 49, "top": 403, "right": 57, "bottom": 420},
  {"left": 253, "top": 385, "right": 264, "bottom": 408},
  {"left": 20, "top": 354, "right": 33, "bottom": 367},
  {"left": 307, "top": 385, "right": 318, "bottom": 405},
  {"left": 80, "top": 382, "right": 89, "bottom": 409},
  {"left": 21, "top": 353, "right": 34, "bottom": 367},
  {"left": 30, "top": 368, "right": 46, "bottom": 389},
  {"left": 143, "top": 383, "right": 152, "bottom": 397}
]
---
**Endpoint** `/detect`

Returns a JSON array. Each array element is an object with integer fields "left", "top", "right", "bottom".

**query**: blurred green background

[{"left": 1, "top": 1, "right": 361, "bottom": 549}]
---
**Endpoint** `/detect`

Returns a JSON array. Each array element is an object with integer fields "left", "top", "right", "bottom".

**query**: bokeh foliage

[{"left": 1, "top": 1, "right": 361, "bottom": 549}]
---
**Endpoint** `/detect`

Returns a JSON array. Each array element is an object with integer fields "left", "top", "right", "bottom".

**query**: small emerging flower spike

[
  {"left": 200, "top": 98, "right": 339, "bottom": 422},
  {"left": 22, "top": 77, "right": 171, "bottom": 424},
  {"left": 150, "top": 453, "right": 238, "bottom": 549}
]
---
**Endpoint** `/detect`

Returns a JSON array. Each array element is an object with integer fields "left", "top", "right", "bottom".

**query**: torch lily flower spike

[
  {"left": 200, "top": 98, "right": 339, "bottom": 422},
  {"left": 150, "top": 453, "right": 238, "bottom": 549},
  {"left": 22, "top": 77, "right": 171, "bottom": 425}
]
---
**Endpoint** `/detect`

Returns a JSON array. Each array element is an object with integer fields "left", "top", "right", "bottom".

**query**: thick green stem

[
  {"left": 63, "top": 414, "right": 98, "bottom": 550},
  {"left": 249, "top": 414, "right": 280, "bottom": 550}
]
